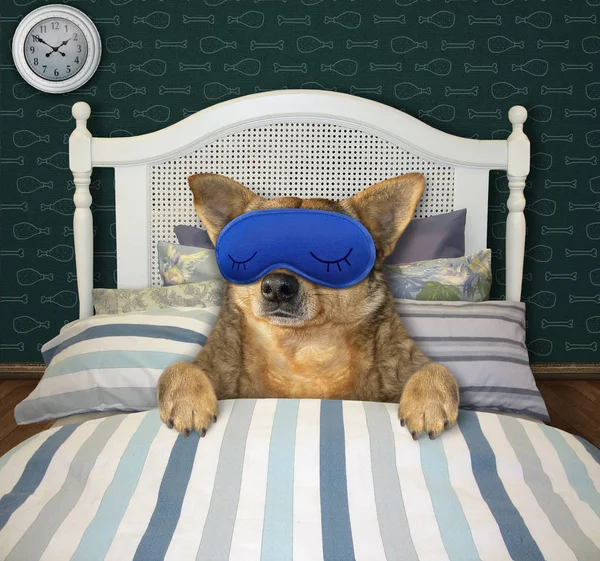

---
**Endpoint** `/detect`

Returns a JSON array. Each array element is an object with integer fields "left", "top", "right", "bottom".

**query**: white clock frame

[{"left": 12, "top": 5, "right": 101, "bottom": 94}]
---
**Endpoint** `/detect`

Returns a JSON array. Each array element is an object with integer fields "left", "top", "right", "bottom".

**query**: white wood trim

[
  {"left": 114, "top": 166, "right": 151, "bottom": 289},
  {"left": 69, "top": 102, "right": 93, "bottom": 318},
  {"left": 68, "top": 94, "right": 531, "bottom": 318},
  {"left": 454, "top": 167, "right": 491, "bottom": 256},
  {"left": 89, "top": 91, "right": 508, "bottom": 170},
  {"left": 506, "top": 106, "right": 530, "bottom": 302}
]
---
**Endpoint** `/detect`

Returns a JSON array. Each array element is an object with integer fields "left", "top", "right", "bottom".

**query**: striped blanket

[{"left": 1, "top": 400, "right": 599, "bottom": 561}]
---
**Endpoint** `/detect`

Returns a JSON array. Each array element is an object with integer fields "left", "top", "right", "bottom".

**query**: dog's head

[{"left": 188, "top": 173, "right": 424, "bottom": 327}]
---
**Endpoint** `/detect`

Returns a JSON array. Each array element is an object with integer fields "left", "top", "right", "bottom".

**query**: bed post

[
  {"left": 506, "top": 106, "right": 530, "bottom": 303},
  {"left": 69, "top": 102, "right": 94, "bottom": 319}
]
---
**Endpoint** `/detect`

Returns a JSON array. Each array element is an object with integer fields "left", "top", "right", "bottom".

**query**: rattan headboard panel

[{"left": 150, "top": 122, "right": 454, "bottom": 286}]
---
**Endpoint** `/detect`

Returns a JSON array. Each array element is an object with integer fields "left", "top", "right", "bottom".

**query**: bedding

[
  {"left": 14, "top": 300, "right": 547, "bottom": 425},
  {"left": 174, "top": 208, "right": 467, "bottom": 265},
  {"left": 385, "top": 208, "right": 467, "bottom": 265},
  {"left": 92, "top": 280, "right": 224, "bottom": 315},
  {"left": 49, "top": 409, "right": 544, "bottom": 429},
  {"left": 1, "top": 400, "right": 599, "bottom": 561},
  {"left": 174, "top": 224, "right": 213, "bottom": 249},
  {"left": 158, "top": 242, "right": 221, "bottom": 286},
  {"left": 14, "top": 307, "right": 221, "bottom": 425},
  {"left": 385, "top": 249, "right": 492, "bottom": 302}
]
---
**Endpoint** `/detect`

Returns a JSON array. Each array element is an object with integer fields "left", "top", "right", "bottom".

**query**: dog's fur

[{"left": 158, "top": 173, "right": 459, "bottom": 440}]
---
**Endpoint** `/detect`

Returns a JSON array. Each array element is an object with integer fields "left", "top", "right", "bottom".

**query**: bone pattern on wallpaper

[{"left": 0, "top": 0, "right": 598, "bottom": 362}]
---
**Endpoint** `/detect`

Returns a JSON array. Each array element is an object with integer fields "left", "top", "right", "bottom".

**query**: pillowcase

[
  {"left": 174, "top": 208, "right": 467, "bottom": 265},
  {"left": 15, "top": 307, "right": 221, "bottom": 424},
  {"left": 15, "top": 301, "right": 548, "bottom": 424},
  {"left": 385, "top": 208, "right": 466, "bottom": 265},
  {"left": 92, "top": 280, "right": 224, "bottom": 314},
  {"left": 174, "top": 224, "right": 213, "bottom": 249},
  {"left": 158, "top": 241, "right": 222, "bottom": 286},
  {"left": 394, "top": 299, "right": 549, "bottom": 422},
  {"left": 383, "top": 249, "right": 491, "bottom": 301}
]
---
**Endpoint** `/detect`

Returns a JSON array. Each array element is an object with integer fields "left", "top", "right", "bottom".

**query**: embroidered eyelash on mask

[{"left": 215, "top": 209, "right": 376, "bottom": 288}]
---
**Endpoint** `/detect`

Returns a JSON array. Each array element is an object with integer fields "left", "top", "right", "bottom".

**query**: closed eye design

[
  {"left": 229, "top": 251, "right": 257, "bottom": 270},
  {"left": 310, "top": 248, "right": 353, "bottom": 272}
]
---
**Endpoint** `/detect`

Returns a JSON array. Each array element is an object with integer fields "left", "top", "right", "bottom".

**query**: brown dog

[{"left": 157, "top": 172, "right": 459, "bottom": 440}]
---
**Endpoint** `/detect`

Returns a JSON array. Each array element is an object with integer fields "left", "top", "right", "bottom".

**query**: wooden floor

[
  {"left": 0, "top": 380, "right": 55, "bottom": 458},
  {"left": 537, "top": 380, "right": 600, "bottom": 449},
  {"left": 0, "top": 380, "right": 599, "bottom": 457}
]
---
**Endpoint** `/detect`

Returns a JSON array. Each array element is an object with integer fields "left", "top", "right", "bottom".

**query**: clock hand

[
  {"left": 32, "top": 34, "right": 53, "bottom": 49},
  {"left": 55, "top": 36, "right": 74, "bottom": 57},
  {"left": 45, "top": 44, "right": 67, "bottom": 57},
  {"left": 50, "top": 34, "right": 75, "bottom": 58},
  {"left": 59, "top": 35, "right": 75, "bottom": 48},
  {"left": 32, "top": 34, "right": 59, "bottom": 56}
]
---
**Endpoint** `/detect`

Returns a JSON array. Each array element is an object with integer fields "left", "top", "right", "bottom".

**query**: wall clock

[{"left": 12, "top": 5, "right": 101, "bottom": 94}]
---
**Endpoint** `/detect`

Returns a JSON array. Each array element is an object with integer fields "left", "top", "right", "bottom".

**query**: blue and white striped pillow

[
  {"left": 15, "top": 307, "right": 220, "bottom": 424},
  {"left": 15, "top": 301, "right": 549, "bottom": 424}
]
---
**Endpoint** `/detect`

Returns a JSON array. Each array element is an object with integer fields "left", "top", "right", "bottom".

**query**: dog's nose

[{"left": 261, "top": 273, "right": 299, "bottom": 303}]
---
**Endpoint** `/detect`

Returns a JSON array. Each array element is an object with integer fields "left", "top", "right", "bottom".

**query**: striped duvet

[{"left": 1, "top": 400, "right": 599, "bottom": 561}]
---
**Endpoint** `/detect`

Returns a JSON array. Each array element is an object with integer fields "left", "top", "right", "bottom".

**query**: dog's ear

[
  {"left": 342, "top": 173, "right": 425, "bottom": 259},
  {"left": 188, "top": 173, "right": 259, "bottom": 243}
]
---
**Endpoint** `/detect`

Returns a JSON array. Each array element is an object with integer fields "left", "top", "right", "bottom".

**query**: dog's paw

[
  {"left": 399, "top": 363, "right": 459, "bottom": 441},
  {"left": 158, "top": 361, "right": 218, "bottom": 437}
]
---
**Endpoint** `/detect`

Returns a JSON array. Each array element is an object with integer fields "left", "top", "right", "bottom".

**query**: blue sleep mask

[{"left": 215, "top": 209, "right": 376, "bottom": 288}]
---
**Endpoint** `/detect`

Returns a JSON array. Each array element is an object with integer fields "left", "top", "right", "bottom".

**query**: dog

[{"left": 157, "top": 172, "right": 459, "bottom": 440}]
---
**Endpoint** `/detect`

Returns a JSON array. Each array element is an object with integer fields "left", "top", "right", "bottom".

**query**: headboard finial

[
  {"left": 509, "top": 105, "right": 527, "bottom": 128},
  {"left": 72, "top": 101, "right": 91, "bottom": 124}
]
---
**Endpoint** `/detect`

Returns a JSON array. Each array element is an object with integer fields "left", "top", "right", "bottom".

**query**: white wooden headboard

[{"left": 69, "top": 90, "right": 530, "bottom": 319}]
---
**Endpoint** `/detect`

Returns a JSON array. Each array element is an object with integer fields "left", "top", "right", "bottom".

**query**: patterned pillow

[
  {"left": 92, "top": 280, "right": 224, "bottom": 315},
  {"left": 158, "top": 242, "right": 222, "bottom": 286},
  {"left": 383, "top": 249, "right": 492, "bottom": 301}
]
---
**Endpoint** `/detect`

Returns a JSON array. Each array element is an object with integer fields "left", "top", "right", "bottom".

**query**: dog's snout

[{"left": 261, "top": 273, "right": 299, "bottom": 303}]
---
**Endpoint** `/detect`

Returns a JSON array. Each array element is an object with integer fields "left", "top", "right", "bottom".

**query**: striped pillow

[
  {"left": 15, "top": 307, "right": 220, "bottom": 425},
  {"left": 15, "top": 301, "right": 548, "bottom": 424},
  {"left": 395, "top": 300, "right": 549, "bottom": 421}
]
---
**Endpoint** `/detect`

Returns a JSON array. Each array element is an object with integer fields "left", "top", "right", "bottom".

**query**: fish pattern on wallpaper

[{"left": 0, "top": 0, "right": 599, "bottom": 363}]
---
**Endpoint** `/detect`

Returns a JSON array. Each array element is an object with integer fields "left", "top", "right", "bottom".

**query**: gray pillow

[
  {"left": 174, "top": 225, "right": 213, "bottom": 248},
  {"left": 394, "top": 299, "right": 549, "bottom": 422},
  {"left": 385, "top": 208, "right": 466, "bottom": 265},
  {"left": 175, "top": 208, "right": 467, "bottom": 265}
]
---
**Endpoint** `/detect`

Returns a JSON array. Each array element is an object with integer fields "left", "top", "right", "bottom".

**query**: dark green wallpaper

[{"left": 1, "top": 0, "right": 599, "bottom": 363}]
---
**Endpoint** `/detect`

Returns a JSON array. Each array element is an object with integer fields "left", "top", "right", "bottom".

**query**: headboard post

[
  {"left": 69, "top": 102, "right": 94, "bottom": 319},
  {"left": 506, "top": 106, "right": 530, "bottom": 302}
]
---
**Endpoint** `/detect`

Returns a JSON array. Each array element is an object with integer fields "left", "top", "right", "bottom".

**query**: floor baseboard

[
  {"left": 0, "top": 363, "right": 46, "bottom": 380},
  {"left": 1, "top": 362, "right": 599, "bottom": 380},
  {"left": 531, "top": 362, "right": 600, "bottom": 379}
]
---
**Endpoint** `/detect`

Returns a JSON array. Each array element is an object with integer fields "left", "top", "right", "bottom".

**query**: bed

[{"left": 1, "top": 91, "right": 599, "bottom": 560}]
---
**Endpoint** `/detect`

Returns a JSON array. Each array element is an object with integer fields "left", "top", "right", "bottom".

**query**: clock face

[{"left": 23, "top": 17, "right": 89, "bottom": 82}]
